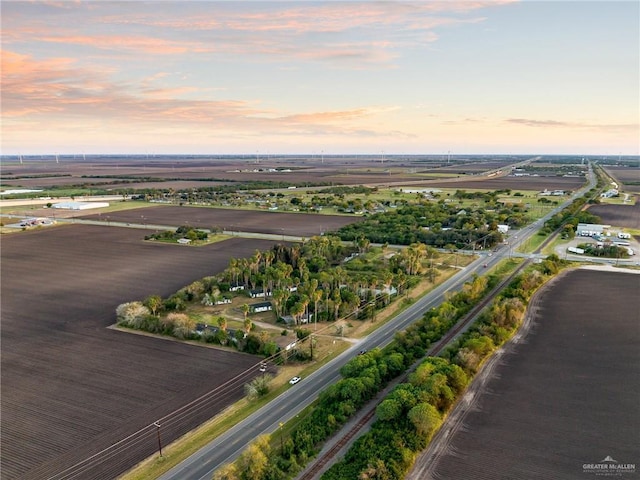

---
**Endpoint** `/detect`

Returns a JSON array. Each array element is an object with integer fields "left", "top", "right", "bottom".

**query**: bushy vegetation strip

[
  {"left": 335, "top": 202, "right": 514, "bottom": 248},
  {"left": 321, "top": 254, "right": 566, "bottom": 480}
]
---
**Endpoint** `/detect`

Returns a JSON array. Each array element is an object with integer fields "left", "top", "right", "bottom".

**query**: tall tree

[
  {"left": 290, "top": 302, "right": 305, "bottom": 326},
  {"left": 241, "top": 303, "right": 250, "bottom": 321},
  {"left": 408, "top": 402, "right": 442, "bottom": 439},
  {"left": 144, "top": 295, "right": 162, "bottom": 317},
  {"left": 217, "top": 316, "right": 227, "bottom": 332},
  {"left": 243, "top": 317, "right": 253, "bottom": 335},
  {"left": 237, "top": 435, "right": 270, "bottom": 480},
  {"left": 311, "top": 289, "right": 323, "bottom": 329},
  {"left": 212, "top": 463, "right": 239, "bottom": 480}
]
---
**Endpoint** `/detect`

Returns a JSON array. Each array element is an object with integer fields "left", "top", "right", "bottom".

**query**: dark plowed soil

[
  {"left": 418, "top": 174, "right": 585, "bottom": 191},
  {"left": 587, "top": 201, "right": 640, "bottom": 229},
  {"left": 410, "top": 268, "right": 640, "bottom": 480},
  {"left": 1, "top": 225, "right": 281, "bottom": 479},
  {"left": 79, "top": 205, "right": 362, "bottom": 237}
]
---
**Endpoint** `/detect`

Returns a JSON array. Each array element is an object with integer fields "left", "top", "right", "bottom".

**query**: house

[
  {"left": 229, "top": 284, "right": 245, "bottom": 292},
  {"left": 249, "top": 289, "right": 271, "bottom": 298},
  {"left": 280, "top": 312, "right": 313, "bottom": 325},
  {"left": 194, "top": 323, "right": 219, "bottom": 335},
  {"left": 250, "top": 302, "right": 272, "bottom": 313},
  {"left": 274, "top": 336, "right": 298, "bottom": 351}
]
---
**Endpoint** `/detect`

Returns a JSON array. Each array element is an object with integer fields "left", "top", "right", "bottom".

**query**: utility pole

[
  {"left": 154, "top": 421, "right": 163, "bottom": 457},
  {"left": 279, "top": 422, "right": 284, "bottom": 452}
]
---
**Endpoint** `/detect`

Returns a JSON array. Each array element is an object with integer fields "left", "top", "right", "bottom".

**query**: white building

[
  {"left": 52, "top": 201, "right": 109, "bottom": 210},
  {"left": 576, "top": 223, "right": 608, "bottom": 236}
]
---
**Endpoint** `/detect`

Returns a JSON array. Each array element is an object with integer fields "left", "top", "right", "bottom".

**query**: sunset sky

[{"left": 1, "top": 1, "right": 638, "bottom": 155}]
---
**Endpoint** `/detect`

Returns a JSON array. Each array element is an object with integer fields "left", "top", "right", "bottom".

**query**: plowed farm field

[
  {"left": 602, "top": 166, "right": 640, "bottom": 193},
  {"left": 409, "top": 268, "right": 640, "bottom": 480},
  {"left": 415, "top": 174, "right": 586, "bottom": 191},
  {"left": 79, "top": 205, "right": 362, "bottom": 237},
  {"left": 587, "top": 201, "right": 640, "bottom": 229},
  {"left": 0, "top": 225, "right": 284, "bottom": 480}
]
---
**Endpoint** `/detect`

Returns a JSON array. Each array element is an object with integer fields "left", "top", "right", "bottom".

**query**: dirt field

[
  {"left": 415, "top": 174, "right": 586, "bottom": 191},
  {"left": 0, "top": 225, "right": 282, "bottom": 480},
  {"left": 408, "top": 268, "right": 640, "bottom": 479},
  {"left": 2, "top": 155, "right": 548, "bottom": 193},
  {"left": 1, "top": 156, "right": 448, "bottom": 190},
  {"left": 432, "top": 159, "right": 519, "bottom": 174},
  {"left": 602, "top": 166, "right": 640, "bottom": 193},
  {"left": 587, "top": 200, "right": 640, "bottom": 229},
  {"left": 78, "top": 205, "right": 362, "bottom": 237}
]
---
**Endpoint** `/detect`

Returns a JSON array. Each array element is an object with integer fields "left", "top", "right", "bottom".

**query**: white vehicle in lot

[{"left": 289, "top": 376, "right": 301, "bottom": 385}]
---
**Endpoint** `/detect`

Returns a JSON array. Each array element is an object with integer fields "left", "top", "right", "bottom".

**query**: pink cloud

[
  {"left": 279, "top": 109, "right": 372, "bottom": 124},
  {"left": 36, "top": 1, "right": 499, "bottom": 65},
  {"left": 38, "top": 34, "right": 209, "bottom": 55},
  {"left": 1, "top": 50, "right": 257, "bottom": 122},
  {"left": 1, "top": 50, "right": 407, "bottom": 141},
  {"left": 506, "top": 118, "right": 637, "bottom": 132}
]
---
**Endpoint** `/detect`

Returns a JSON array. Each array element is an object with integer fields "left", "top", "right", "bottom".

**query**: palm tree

[
  {"left": 243, "top": 317, "right": 252, "bottom": 335},
  {"left": 333, "top": 266, "right": 347, "bottom": 290},
  {"left": 241, "top": 303, "right": 250, "bottom": 322},
  {"left": 239, "top": 258, "right": 250, "bottom": 287},
  {"left": 271, "top": 288, "right": 289, "bottom": 319},
  {"left": 311, "top": 289, "right": 323, "bottom": 329},
  {"left": 332, "top": 289, "right": 342, "bottom": 321},
  {"left": 217, "top": 316, "right": 227, "bottom": 332},
  {"left": 264, "top": 249, "right": 275, "bottom": 270},
  {"left": 251, "top": 250, "right": 262, "bottom": 275},
  {"left": 290, "top": 302, "right": 305, "bottom": 326},
  {"left": 300, "top": 294, "right": 310, "bottom": 324},
  {"left": 382, "top": 271, "right": 394, "bottom": 305}
]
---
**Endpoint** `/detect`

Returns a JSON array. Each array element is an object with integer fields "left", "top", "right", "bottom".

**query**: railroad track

[{"left": 298, "top": 408, "right": 377, "bottom": 480}]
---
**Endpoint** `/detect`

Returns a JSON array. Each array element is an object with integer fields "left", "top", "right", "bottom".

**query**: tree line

[{"left": 335, "top": 203, "right": 511, "bottom": 248}]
